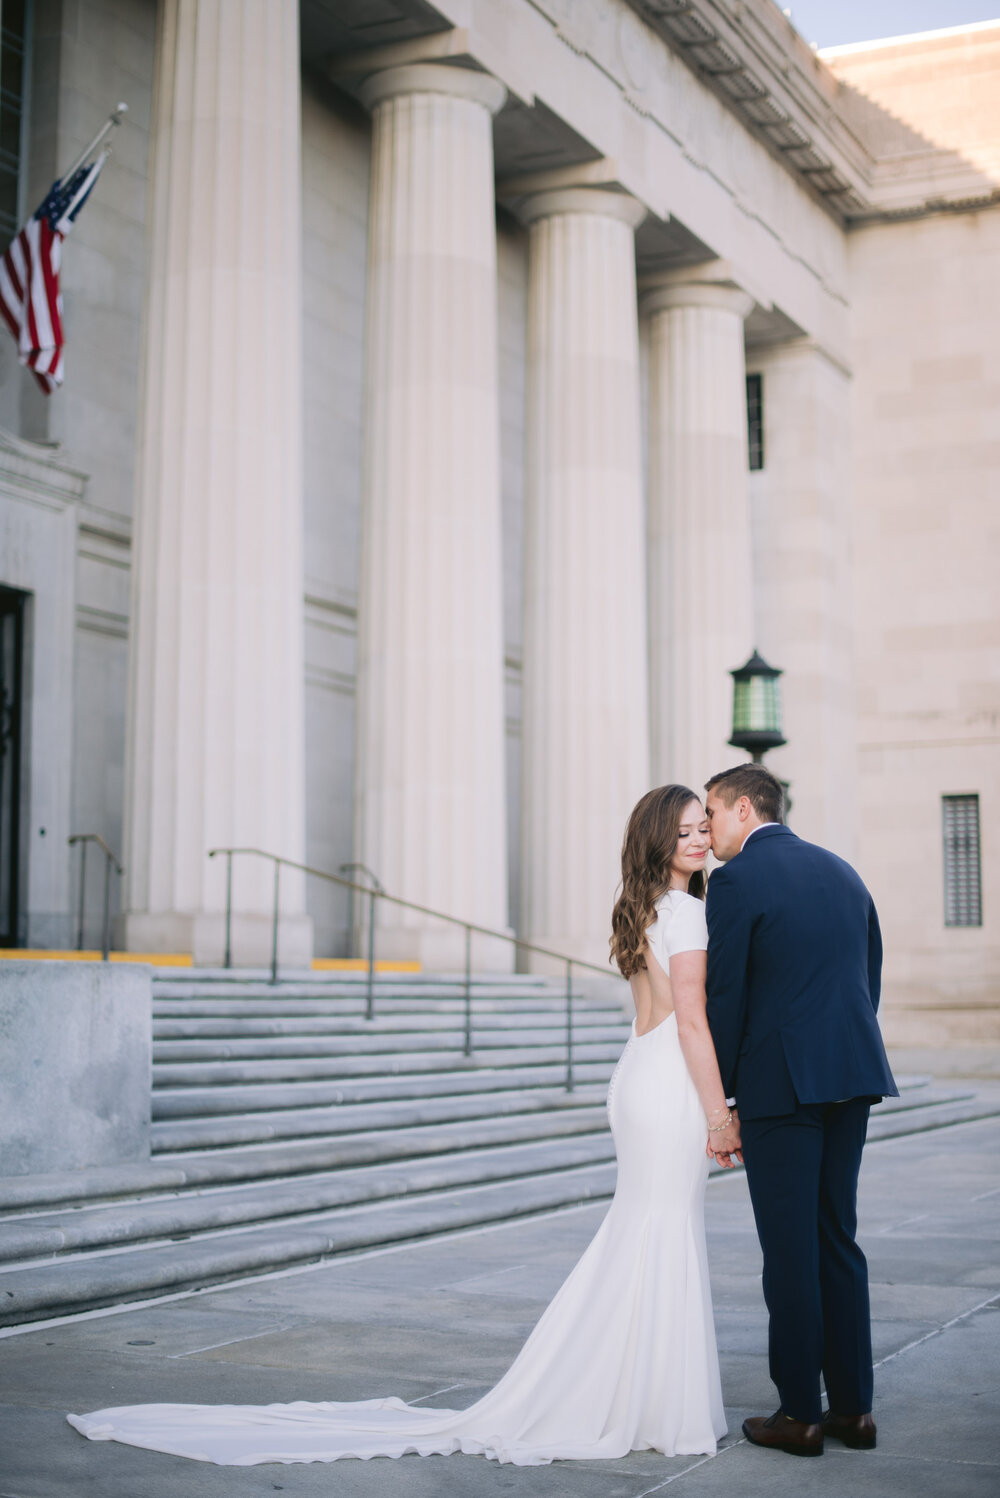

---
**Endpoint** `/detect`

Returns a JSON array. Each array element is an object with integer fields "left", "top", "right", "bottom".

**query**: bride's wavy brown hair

[{"left": 609, "top": 785, "right": 706, "bottom": 979}]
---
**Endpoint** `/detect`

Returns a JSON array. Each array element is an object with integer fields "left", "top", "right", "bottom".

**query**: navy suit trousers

[{"left": 740, "top": 1098, "right": 873, "bottom": 1424}]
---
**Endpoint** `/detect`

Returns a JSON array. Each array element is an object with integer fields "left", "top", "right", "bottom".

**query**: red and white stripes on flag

[{"left": 0, "top": 152, "right": 107, "bottom": 394}]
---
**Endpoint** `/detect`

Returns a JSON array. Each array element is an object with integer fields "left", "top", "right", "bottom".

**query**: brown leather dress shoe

[
  {"left": 822, "top": 1411, "right": 877, "bottom": 1449},
  {"left": 743, "top": 1409, "right": 824, "bottom": 1457}
]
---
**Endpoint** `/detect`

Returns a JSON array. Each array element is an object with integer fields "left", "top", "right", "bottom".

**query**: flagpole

[
  {"left": 58, "top": 103, "right": 128, "bottom": 184},
  {"left": 58, "top": 149, "right": 110, "bottom": 224}
]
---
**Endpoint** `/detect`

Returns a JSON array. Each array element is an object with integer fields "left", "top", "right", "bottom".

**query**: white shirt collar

[{"left": 740, "top": 821, "right": 781, "bottom": 851}]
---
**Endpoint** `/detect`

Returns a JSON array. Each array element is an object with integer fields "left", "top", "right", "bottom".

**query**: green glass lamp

[{"left": 728, "top": 650, "right": 787, "bottom": 763}]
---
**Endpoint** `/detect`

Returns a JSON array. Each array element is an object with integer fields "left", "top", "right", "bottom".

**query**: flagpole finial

[{"left": 57, "top": 103, "right": 130, "bottom": 187}]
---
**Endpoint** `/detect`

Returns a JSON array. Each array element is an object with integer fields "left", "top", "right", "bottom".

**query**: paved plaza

[{"left": 0, "top": 1109, "right": 997, "bottom": 1498}]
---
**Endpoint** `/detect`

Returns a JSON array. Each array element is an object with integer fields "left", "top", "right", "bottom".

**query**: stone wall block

[{"left": 0, "top": 962, "right": 151, "bottom": 1176}]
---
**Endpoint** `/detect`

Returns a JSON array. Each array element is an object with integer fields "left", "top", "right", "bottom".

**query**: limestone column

[
  {"left": 644, "top": 270, "right": 755, "bottom": 793},
  {"left": 520, "top": 188, "right": 650, "bottom": 970},
  {"left": 747, "top": 339, "right": 857, "bottom": 857},
  {"left": 354, "top": 64, "right": 510, "bottom": 970},
  {"left": 121, "top": 0, "right": 310, "bottom": 965}
]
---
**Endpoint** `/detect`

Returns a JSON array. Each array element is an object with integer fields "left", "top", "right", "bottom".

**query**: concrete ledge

[{"left": 0, "top": 961, "right": 151, "bottom": 1176}]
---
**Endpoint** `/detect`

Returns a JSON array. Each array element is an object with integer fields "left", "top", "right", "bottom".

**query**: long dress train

[{"left": 68, "top": 891, "right": 727, "bottom": 1466}]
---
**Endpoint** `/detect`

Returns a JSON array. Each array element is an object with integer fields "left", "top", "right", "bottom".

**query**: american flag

[{"left": 0, "top": 152, "right": 107, "bottom": 394}]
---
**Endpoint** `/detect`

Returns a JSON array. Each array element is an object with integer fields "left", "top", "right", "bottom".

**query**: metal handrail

[
  {"left": 208, "top": 846, "right": 622, "bottom": 1090},
  {"left": 68, "top": 833, "right": 123, "bottom": 961}
]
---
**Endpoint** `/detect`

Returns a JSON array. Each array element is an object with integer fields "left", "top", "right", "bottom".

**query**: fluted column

[
  {"left": 354, "top": 64, "right": 510, "bottom": 969},
  {"left": 121, "top": 0, "right": 310, "bottom": 965},
  {"left": 644, "top": 272, "right": 755, "bottom": 792},
  {"left": 520, "top": 188, "right": 650, "bottom": 970}
]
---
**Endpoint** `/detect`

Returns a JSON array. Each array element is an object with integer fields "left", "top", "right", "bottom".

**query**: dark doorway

[{"left": 0, "top": 585, "right": 27, "bottom": 946}]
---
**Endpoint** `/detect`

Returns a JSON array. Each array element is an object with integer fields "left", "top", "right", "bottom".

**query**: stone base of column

[
  {"left": 521, "top": 937, "right": 615, "bottom": 977},
  {"left": 117, "top": 912, "right": 314, "bottom": 969},
  {"left": 369, "top": 923, "right": 516, "bottom": 975}
]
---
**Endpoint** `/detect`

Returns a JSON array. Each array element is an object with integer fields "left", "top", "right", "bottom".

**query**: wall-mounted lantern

[{"left": 728, "top": 650, "right": 787, "bottom": 764}]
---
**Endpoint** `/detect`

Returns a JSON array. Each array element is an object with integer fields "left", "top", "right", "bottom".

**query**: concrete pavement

[{"left": 0, "top": 1110, "right": 998, "bottom": 1497}]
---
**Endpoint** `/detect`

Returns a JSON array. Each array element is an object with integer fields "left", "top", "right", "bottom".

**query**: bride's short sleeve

[{"left": 664, "top": 895, "right": 709, "bottom": 958}]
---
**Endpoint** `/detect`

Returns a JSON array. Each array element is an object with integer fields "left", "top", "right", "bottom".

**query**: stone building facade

[{"left": 0, "top": 1, "right": 996, "bottom": 1029}]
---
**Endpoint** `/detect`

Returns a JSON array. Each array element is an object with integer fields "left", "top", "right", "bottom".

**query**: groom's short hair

[{"left": 705, "top": 765, "right": 784, "bottom": 825}]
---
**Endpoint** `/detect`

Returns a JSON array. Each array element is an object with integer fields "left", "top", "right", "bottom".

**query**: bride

[{"left": 68, "top": 785, "right": 740, "bottom": 1467}]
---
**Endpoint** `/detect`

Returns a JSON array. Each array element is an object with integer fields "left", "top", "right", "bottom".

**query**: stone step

[
  {"left": 154, "top": 969, "right": 555, "bottom": 990},
  {"left": 0, "top": 1104, "right": 614, "bottom": 1214},
  {"left": 1, "top": 1083, "right": 995, "bottom": 1326},
  {"left": 144, "top": 1074, "right": 957, "bottom": 1153},
  {"left": 0, "top": 1133, "right": 618, "bottom": 1264},
  {"left": 151, "top": 981, "right": 584, "bottom": 1003},
  {"left": 152, "top": 1024, "right": 630, "bottom": 1060},
  {"left": 148, "top": 1060, "right": 954, "bottom": 1120},
  {"left": 151, "top": 1060, "right": 614, "bottom": 1119},
  {"left": 151, "top": 1041, "right": 624, "bottom": 1088},
  {"left": 152, "top": 996, "right": 624, "bottom": 1019},
  {"left": 151, "top": 1083, "right": 608, "bottom": 1152},
  {"left": 0, "top": 1161, "right": 622, "bottom": 1326},
  {"left": 152, "top": 1012, "right": 625, "bottom": 1041},
  {"left": 13, "top": 1088, "right": 982, "bottom": 1266},
  {"left": 867, "top": 1093, "right": 999, "bottom": 1141}
]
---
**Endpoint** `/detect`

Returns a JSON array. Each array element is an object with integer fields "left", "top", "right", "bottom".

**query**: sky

[{"left": 778, "top": 1, "right": 1000, "bottom": 50}]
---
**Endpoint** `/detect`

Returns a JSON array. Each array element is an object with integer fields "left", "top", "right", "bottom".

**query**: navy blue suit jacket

[{"left": 705, "top": 825, "right": 898, "bottom": 1122}]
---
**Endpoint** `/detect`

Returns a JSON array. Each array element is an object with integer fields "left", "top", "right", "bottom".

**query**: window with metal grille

[
  {"left": 746, "top": 372, "right": 763, "bottom": 471},
  {"left": 0, "top": 0, "right": 30, "bottom": 244},
  {"left": 942, "top": 794, "right": 982, "bottom": 927}
]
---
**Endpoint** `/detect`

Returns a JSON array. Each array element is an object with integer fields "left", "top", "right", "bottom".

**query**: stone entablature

[
  {"left": 333, "top": 0, "right": 852, "bottom": 370},
  {"left": 334, "top": 3, "right": 1000, "bottom": 233}
]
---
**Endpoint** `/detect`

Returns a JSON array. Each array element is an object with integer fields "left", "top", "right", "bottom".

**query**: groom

[{"left": 703, "top": 765, "right": 897, "bottom": 1459}]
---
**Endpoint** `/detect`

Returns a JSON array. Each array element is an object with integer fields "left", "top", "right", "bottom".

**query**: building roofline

[{"left": 821, "top": 18, "right": 1000, "bottom": 59}]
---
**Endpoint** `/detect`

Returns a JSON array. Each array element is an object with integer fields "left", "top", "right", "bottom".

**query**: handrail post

[
  {"left": 463, "top": 925, "right": 473, "bottom": 1057},
  {"left": 565, "top": 958, "right": 574, "bottom": 1093},
  {"left": 202, "top": 850, "right": 621, "bottom": 1021},
  {"left": 101, "top": 848, "right": 113, "bottom": 962},
  {"left": 270, "top": 859, "right": 280, "bottom": 984},
  {"left": 366, "top": 885, "right": 376, "bottom": 1020},
  {"left": 223, "top": 850, "right": 233, "bottom": 969},
  {"left": 76, "top": 840, "right": 87, "bottom": 951}
]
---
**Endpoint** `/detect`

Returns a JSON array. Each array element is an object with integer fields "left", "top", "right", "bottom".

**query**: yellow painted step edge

[
  {"left": 312, "top": 959, "right": 422, "bottom": 973},
  {"left": 0, "top": 950, "right": 193, "bottom": 966},
  {"left": 0, "top": 951, "right": 420, "bottom": 973}
]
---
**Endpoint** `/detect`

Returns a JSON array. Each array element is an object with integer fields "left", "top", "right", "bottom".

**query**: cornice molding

[
  {"left": 621, "top": 0, "right": 999, "bottom": 223},
  {"left": 622, "top": 0, "right": 872, "bottom": 217},
  {"left": 0, "top": 426, "right": 88, "bottom": 507}
]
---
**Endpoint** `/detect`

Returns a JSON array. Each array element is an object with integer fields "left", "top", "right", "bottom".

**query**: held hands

[{"left": 705, "top": 1107, "right": 743, "bottom": 1169}]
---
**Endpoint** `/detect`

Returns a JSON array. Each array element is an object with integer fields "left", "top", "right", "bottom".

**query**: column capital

[
  {"left": 358, "top": 62, "right": 506, "bottom": 115},
  {"left": 640, "top": 262, "right": 754, "bottom": 320},
  {"left": 517, "top": 185, "right": 647, "bottom": 231}
]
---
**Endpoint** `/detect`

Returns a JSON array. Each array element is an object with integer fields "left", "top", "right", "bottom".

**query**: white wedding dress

[{"left": 68, "top": 891, "right": 726, "bottom": 1466}]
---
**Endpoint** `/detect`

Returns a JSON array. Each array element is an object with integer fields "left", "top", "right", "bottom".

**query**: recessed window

[
  {"left": 746, "top": 373, "right": 763, "bottom": 471},
  {"left": 0, "top": 0, "right": 30, "bottom": 243},
  {"left": 942, "top": 794, "right": 982, "bottom": 928}
]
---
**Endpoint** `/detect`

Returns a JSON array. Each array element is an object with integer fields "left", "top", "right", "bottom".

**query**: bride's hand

[{"left": 709, "top": 1112, "right": 742, "bottom": 1168}]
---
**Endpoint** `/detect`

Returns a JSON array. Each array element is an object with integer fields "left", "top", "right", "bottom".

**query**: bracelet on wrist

[{"left": 708, "top": 1108, "right": 733, "bottom": 1133}]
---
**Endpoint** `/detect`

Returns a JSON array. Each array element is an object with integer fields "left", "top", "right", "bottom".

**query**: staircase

[{"left": 0, "top": 970, "right": 995, "bottom": 1328}]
